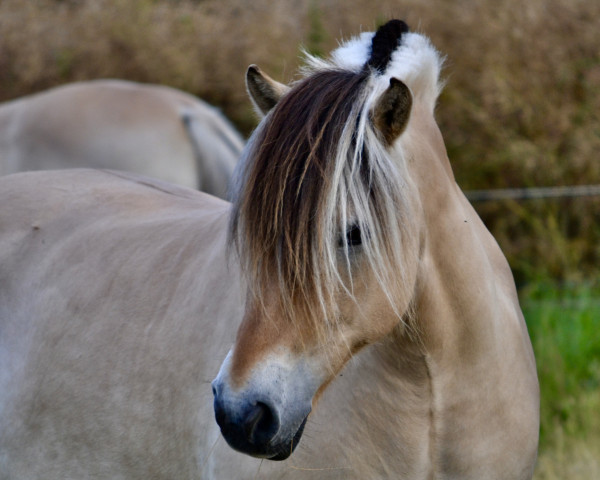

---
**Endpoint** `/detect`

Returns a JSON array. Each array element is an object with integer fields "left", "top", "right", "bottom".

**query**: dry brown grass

[
  {"left": 1, "top": 0, "right": 598, "bottom": 280},
  {"left": 536, "top": 437, "right": 600, "bottom": 480},
  {"left": 0, "top": 0, "right": 314, "bottom": 131}
]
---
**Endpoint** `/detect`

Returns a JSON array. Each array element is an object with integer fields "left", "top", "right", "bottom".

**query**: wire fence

[{"left": 465, "top": 184, "right": 600, "bottom": 202}]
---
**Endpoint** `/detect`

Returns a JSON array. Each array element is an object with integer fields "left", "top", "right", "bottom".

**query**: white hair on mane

[
  {"left": 232, "top": 27, "right": 444, "bottom": 340},
  {"left": 305, "top": 30, "right": 444, "bottom": 113}
]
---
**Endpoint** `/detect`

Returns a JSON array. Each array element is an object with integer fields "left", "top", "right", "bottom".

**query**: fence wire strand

[{"left": 465, "top": 185, "right": 600, "bottom": 202}]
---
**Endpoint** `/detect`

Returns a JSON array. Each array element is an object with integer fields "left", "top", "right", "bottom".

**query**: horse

[
  {"left": 0, "top": 79, "right": 244, "bottom": 198},
  {"left": 0, "top": 20, "right": 539, "bottom": 479}
]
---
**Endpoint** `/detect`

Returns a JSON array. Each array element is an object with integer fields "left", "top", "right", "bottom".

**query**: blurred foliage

[
  {"left": 305, "top": 0, "right": 326, "bottom": 57},
  {"left": 522, "top": 282, "right": 600, "bottom": 443},
  {"left": 0, "top": 0, "right": 598, "bottom": 283},
  {"left": 521, "top": 282, "right": 600, "bottom": 478}
]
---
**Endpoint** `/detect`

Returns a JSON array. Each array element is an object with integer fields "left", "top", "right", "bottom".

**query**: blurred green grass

[{"left": 520, "top": 283, "right": 600, "bottom": 478}]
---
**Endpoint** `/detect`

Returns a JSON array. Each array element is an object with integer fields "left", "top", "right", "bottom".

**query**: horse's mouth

[
  {"left": 266, "top": 416, "right": 308, "bottom": 461},
  {"left": 216, "top": 409, "right": 309, "bottom": 461}
]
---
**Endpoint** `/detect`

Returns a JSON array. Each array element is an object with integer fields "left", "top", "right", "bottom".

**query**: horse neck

[
  {"left": 399, "top": 103, "right": 529, "bottom": 370},
  {"left": 358, "top": 104, "right": 540, "bottom": 479},
  {"left": 407, "top": 102, "right": 535, "bottom": 381}
]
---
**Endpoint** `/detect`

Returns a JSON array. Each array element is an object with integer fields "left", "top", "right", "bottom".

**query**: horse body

[
  {"left": 0, "top": 80, "right": 244, "bottom": 198},
  {"left": 0, "top": 170, "right": 243, "bottom": 478},
  {"left": 0, "top": 21, "right": 538, "bottom": 480}
]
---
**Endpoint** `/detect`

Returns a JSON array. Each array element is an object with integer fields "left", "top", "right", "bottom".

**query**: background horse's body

[
  {"left": 0, "top": 23, "right": 538, "bottom": 480},
  {"left": 0, "top": 80, "right": 244, "bottom": 198}
]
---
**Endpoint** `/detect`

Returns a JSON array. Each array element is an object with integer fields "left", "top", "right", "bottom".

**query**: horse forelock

[
  {"left": 231, "top": 70, "right": 366, "bottom": 321},
  {"left": 230, "top": 24, "right": 439, "bottom": 336}
]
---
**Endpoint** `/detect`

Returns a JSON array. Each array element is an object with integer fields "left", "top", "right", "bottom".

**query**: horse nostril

[
  {"left": 244, "top": 401, "right": 280, "bottom": 446},
  {"left": 213, "top": 392, "right": 281, "bottom": 453}
]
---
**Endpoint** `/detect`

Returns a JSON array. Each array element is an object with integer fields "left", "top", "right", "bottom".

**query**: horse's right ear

[
  {"left": 246, "top": 65, "right": 290, "bottom": 117},
  {"left": 372, "top": 77, "right": 412, "bottom": 146}
]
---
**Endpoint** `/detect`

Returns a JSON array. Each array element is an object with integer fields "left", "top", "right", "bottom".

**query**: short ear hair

[
  {"left": 372, "top": 77, "right": 412, "bottom": 145},
  {"left": 246, "top": 65, "right": 291, "bottom": 117}
]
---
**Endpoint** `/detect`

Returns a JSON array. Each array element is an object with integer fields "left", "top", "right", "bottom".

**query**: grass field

[{"left": 520, "top": 282, "right": 600, "bottom": 479}]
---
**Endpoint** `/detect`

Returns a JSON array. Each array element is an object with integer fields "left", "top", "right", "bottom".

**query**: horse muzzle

[
  {"left": 211, "top": 351, "right": 318, "bottom": 460},
  {"left": 212, "top": 390, "right": 308, "bottom": 459}
]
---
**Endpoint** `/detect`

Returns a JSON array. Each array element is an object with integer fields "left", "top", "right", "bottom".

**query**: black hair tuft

[{"left": 367, "top": 20, "right": 409, "bottom": 74}]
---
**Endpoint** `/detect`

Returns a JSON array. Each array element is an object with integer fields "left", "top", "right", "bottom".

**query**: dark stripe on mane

[
  {"left": 231, "top": 68, "right": 369, "bottom": 314},
  {"left": 367, "top": 19, "right": 409, "bottom": 74}
]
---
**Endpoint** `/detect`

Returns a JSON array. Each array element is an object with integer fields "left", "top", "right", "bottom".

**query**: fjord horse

[
  {"left": 0, "top": 21, "right": 538, "bottom": 479},
  {"left": 0, "top": 80, "right": 244, "bottom": 198}
]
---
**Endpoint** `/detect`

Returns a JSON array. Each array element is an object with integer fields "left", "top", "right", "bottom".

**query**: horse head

[{"left": 212, "top": 20, "right": 439, "bottom": 460}]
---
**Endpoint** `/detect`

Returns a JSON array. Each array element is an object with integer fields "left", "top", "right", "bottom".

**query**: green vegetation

[
  {"left": 520, "top": 283, "right": 600, "bottom": 479},
  {"left": 305, "top": 0, "right": 326, "bottom": 58}
]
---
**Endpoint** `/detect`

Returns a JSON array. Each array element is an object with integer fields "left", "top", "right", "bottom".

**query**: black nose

[{"left": 213, "top": 391, "right": 280, "bottom": 455}]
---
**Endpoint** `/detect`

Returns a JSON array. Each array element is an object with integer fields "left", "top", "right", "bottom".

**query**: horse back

[{"left": 0, "top": 81, "right": 244, "bottom": 195}]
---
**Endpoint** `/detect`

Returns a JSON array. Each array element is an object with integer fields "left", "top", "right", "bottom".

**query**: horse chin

[
  {"left": 267, "top": 416, "right": 308, "bottom": 461},
  {"left": 219, "top": 414, "right": 308, "bottom": 461}
]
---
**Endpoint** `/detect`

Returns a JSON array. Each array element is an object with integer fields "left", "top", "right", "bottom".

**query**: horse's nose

[
  {"left": 212, "top": 383, "right": 281, "bottom": 454},
  {"left": 241, "top": 401, "right": 280, "bottom": 445}
]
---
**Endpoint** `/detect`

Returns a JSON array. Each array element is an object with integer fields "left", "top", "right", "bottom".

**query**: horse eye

[{"left": 340, "top": 224, "right": 362, "bottom": 248}]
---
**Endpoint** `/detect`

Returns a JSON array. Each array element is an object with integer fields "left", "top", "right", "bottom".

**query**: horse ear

[
  {"left": 372, "top": 77, "right": 412, "bottom": 145},
  {"left": 246, "top": 65, "right": 291, "bottom": 117}
]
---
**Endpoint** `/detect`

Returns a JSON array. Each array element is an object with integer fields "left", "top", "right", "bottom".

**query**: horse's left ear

[
  {"left": 372, "top": 77, "right": 412, "bottom": 145},
  {"left": 246, "top": 65, "right": 291, "bottom": 117}
]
